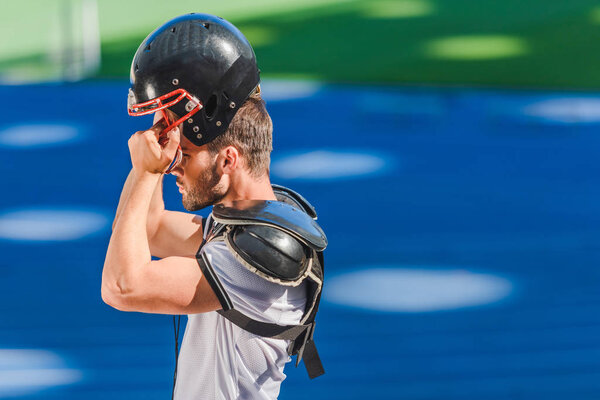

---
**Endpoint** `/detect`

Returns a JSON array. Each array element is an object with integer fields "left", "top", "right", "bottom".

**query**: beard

[{"left": 179, "top": 163, "right": 226, "bottom": 211}]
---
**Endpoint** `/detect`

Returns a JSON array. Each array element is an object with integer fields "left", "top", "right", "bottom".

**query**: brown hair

[{"left": 207, "top": 92, "right": 273, "bottom": 177}]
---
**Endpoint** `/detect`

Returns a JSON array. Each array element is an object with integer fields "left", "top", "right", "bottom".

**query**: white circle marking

[
  {"left": 326, "top": 267, "right": 513, "bottom": 312},
  {"left": 0, "top": 349, "right": 82, "bottom": 397},
  {"left": 272, "top": 150, "right": 388, "bottom": 180},
  {"left": 522, "top": 97, "right": 600, "bottom": 123},
  {"left": 0, "top": 123, "right": 83, "bottom": 148},
  {"left": 260, "top": 80, "right": 321, "bottom": 101},
  {"left": 0, "top": 208, "right": 109, "bottom": 241}
]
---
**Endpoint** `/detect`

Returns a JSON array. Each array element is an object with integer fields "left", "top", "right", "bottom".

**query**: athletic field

[
  {"left": 1, "top": 80, "right": 600, "bottom": 399},
  {"left": 1, "top": 1, "right": 600, "bottom": 399}
]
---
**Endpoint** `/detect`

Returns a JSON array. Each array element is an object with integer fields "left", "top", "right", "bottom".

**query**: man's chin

[
  {"left": 182, "top": 200, "right": 201, "bottom": 212},
  {"left": 182, "top": 204, "right": 204, "bottom": 212},
  {"left": 182, "top": 196, "right": 211, "bottom": 212}
]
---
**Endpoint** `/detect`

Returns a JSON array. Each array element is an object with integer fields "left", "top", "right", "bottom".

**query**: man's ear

[{"left": 217, "top": 146, "right": 239, "bottom": 174}]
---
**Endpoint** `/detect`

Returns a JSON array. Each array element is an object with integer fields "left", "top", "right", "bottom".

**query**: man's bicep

[
  {"left": 149, "top": 211, "right": 204, "bottom": 258},
  {"left": 123, "top": 256, "right": 221, "bottom": 315}
]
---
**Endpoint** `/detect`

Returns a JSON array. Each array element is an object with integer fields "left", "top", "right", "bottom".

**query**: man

[{"left": 101, "top": 13, "right": 326, "bottom": 400}]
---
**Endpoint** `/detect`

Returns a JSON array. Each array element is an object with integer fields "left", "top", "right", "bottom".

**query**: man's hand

[{"left": 128, "top": 122, "right": 181, "bottom": 175}]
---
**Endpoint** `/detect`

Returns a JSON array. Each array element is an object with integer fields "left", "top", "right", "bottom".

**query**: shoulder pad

[
  {"left": 227, "top": 224, "right": 311, "bottom": 282},
  {"left": 212, "top": 200, "right": 327, "bottom": 251},
  {"left": 272, "top": 184, "right": 317, "bottom": 218}
]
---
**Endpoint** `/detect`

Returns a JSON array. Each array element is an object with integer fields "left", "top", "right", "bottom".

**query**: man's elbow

[
  {"left": 101, "top": 282, "right": 135, "bottom": 312},
  {"left": 101, "top": 284, "right": 122, "bottom": 310}
]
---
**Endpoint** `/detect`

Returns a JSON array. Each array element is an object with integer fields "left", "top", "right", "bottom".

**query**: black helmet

[{"left": 128, "top": 13, "right": 260, "bottom": 146}]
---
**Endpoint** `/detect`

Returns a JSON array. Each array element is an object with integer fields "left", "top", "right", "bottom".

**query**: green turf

[{"left": 2, "top": 0, "right": 600, "bottom": 88}]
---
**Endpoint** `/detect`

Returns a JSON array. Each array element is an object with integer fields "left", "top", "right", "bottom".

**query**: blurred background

[{"left": 1, "top": 0, "right": 600, "bottom": 399}]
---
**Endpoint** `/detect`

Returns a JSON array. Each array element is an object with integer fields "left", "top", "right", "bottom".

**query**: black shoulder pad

[
  {"left": 212, "top": 200, "right": 327, "bottom": 251},
  {"left": 272, "top": 184, "right": 317, "bottom": 218},
  {"left": 228, "top": 224, "right": 311, "bottom": 282}
]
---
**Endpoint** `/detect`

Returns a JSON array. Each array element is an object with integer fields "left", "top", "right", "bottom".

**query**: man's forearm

[
  {"left": 103, "top": 171, "right": 161, "bottom": 295},
  {"left": 113, "top": 168, "right": 166, "bottom": 238},
  {"left": 113, "top": 169, "right": 136, "bottom": 229},
  {"left": 146, "top": 174, "right": 166, "bottom": 240}
]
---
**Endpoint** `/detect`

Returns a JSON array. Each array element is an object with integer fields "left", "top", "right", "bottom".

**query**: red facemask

[{"left": 128, "top": 88, "right": 203, "bottom": 174}]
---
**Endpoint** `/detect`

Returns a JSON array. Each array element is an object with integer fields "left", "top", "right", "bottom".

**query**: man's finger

[
  {"left": 143, "top": 130, "right": 161, "bottom": 147},
  {"left": 145, "top": 119, "right": 168, "bottom": 141}
]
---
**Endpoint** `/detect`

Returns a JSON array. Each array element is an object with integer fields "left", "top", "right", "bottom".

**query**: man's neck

[{"left": 222, "top": 173, "right": 277, "bottom": 203}]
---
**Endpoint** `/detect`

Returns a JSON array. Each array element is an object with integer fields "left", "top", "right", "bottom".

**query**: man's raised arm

[
  {"left": 102, "top": 127, "right": 219, "bottom": 315},
  {"left": 112, "top": 168, "right": 203, "bottom": 259},
  {"left": 112, "top": 118, "right": 204, "bottom": 259}
]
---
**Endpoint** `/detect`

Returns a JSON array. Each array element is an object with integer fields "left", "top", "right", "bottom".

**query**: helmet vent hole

[
  {"left": 171, "top": 27, "right": 176, "bottom": 33},
  {"left": 135, "top": 64, "right": 139, "bottom": 71},
  {"left": 205, "top": 95, "right": 218, "bottom": 120},
  {"left": 145, "top": 43, "right": 151, "bottom": 51},
  {"left": 202, "top": 22, "right": 210, "bottom": 29}
]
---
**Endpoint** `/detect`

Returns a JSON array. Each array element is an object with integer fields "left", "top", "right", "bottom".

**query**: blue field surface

[{"left": 0, "top": 80, "right": 599, "bottom": 399}]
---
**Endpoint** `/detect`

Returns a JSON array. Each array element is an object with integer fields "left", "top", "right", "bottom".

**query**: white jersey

[{"left": 173, "top": 220, "right": 307, "bottom": 400}]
